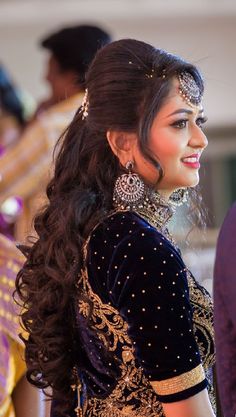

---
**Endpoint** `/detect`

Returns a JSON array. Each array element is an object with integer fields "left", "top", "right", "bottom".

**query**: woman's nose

[{"left": 189, "top": 126, "right": 208, "bottom": 149}]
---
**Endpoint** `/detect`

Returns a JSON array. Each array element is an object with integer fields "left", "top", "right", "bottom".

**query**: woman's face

[{"left": 133, "top": 78, "right": 208, "bottom": 199}]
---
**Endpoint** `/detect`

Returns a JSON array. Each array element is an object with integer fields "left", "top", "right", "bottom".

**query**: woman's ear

[{"left": 106, "top": 131, "right": 137, "bottom": 166}]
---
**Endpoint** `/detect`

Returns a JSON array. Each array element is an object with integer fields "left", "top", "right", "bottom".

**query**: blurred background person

[
  {"left": 214, "top": 202, "right": 236, "bottom": 417},
  {"left": 33, "top": 24, "right": 110, "bottom": 116},
  {"left": 0, "top": 64, "right": 35, "bottom": 239},
  {"left": 0, "top": 24, "right": 111, "bottom": 242},
  {"left": 0, "top": 233, "right": 43, "bottom": 417},
  {"left": 0, "top": 64, "right": 26, "bottom": 150}
]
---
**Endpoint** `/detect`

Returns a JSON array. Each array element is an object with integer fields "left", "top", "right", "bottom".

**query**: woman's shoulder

[
  {"left": 91, "top": 211, "right": 163, "bottom": 243},
  {"left": 89, "top": 211, "right": 183, "bottom": 264}
]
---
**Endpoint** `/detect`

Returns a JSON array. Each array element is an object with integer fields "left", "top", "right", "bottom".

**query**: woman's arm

[
  {"left": 12, "top": 374, "right": 46, "bottom": 417},
  {"left": 104, "top": 222, "right": 215, "bottom": 410},
  {"left": 161, "top": 389, "right": 215, "bottom": 417}
]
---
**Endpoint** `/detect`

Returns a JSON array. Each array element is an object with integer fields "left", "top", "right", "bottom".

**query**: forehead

[{"left": 47, "top": 54, "right": 61, "bottom": 72}]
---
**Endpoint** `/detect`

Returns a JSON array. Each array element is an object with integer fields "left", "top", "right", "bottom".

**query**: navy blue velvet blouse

[{"left": 51, "top": 210, "right": 215, "bottom": 417}]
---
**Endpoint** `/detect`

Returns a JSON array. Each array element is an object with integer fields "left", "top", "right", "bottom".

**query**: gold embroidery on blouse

[
  {"left": 187, "top": 271, "right": 216, "bottom": 414},
  {"left": 150, "top": 364, "right": 205, "bottom": 396},
  {"left": 77, "top": 268, "right": 165, "bottom": 416},
  {"left": 187, "top": 271, "right": 215, "bottom": 370},
  {"left": 78, "top": 269, "right": 130, "bottom": 351},
  {"left": 113, "top": 207, "right": 177, "bottom": 249},
  {"left": 75, "top": 215, "right": 215, "bottom": 416},
  {"left": 85, "top": 344, "right": 164, "bottom": 417},
  {"left": 76, "top": 265, "right": 215, "bottom": 417}
]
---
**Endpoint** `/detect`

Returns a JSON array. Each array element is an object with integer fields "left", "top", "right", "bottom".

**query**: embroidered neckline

[
  {"left": 81, "top": 192, "right": 176, "bottom": 264},
  {"left": 134, "top": 191, "right": 174, "bottom": 229},
  {"left": 113, "top": 189, "right": 175, "bottom": 230},
  {"left": 75, "top": 253, "right": 215, "bottom": 416},
  {"left": 112, "top": 189, "right": 176, "bottom": 248},
  {"left": 74, "top": 197, "right": 215, "bottom": 416}
]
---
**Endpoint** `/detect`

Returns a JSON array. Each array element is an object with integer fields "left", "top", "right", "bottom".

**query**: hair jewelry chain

[
  {"left": 127, "top": 60, "right": 201, "bottom": 107},
  {"left": 79, "top": 88, "right": 89, "bottom": 120},
  {"left": 79, "top": 71, "right": 200, "bottom": 121}
]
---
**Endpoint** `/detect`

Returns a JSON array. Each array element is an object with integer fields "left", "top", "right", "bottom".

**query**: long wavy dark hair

[{"left": 15, "top": 39, "right": 204, "bottom": 415}]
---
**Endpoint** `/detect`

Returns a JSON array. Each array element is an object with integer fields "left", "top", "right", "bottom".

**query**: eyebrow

[{"left": 168, "top": 108, "right": 204, "bottom": 117}]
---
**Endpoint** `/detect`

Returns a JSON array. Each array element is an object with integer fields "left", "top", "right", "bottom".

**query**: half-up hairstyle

[{"left": 15, "top": 39, "right": 204, "bottom": 415}]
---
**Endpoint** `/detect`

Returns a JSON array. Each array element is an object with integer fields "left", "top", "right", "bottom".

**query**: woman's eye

[
  {"left": 196, "top": 116, "right": 208, "bottom": 129},
  {"left": 171, "top": 119, "right": 188, "bottom": 129}
]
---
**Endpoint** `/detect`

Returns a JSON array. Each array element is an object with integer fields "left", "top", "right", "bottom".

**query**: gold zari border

[{"left": 150, "top": 364, "right": 205, "bottom": 396}]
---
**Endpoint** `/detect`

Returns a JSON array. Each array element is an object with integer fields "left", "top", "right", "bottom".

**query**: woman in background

[
  {"left": 0, "top": 234, "right": 43, "bottom": 417},
  {"left": 0, "top": 64, "right": 26, "bottom": 151},
  {"left": 16, "top": 39, "right": 215, "bottom": 417},
  {"left": 0, "top": 64, "right": 29, "bottom": 239}
]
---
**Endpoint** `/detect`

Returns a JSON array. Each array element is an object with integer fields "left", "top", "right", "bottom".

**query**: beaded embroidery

[
  {"left": 75, "top": 209, "right": 215, "bottom": 416},
  {"left": 77, "top": 265, "right": 165, "bottom": 416},
  {"left": 187, "top": 270, "right": 216, "bottom": 411},
  {"left": 113, "top": 189, "right": 176, "bottom": 248},
  {"left": 76, "top": 263, "right": 215, "bottom": 416},
  {"left": 151, "top": 364, "right": 205, "bottom": 396},
  {"left": 78, "top": 269, "right": 130, "bottom": 351}
]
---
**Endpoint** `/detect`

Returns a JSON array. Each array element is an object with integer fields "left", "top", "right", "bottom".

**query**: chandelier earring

[
  {"left": 169, "top": 188, "right": 189, "bottom": 207},
  {"left": 113, "top": 161, "right": 146, "bottom": 209}
]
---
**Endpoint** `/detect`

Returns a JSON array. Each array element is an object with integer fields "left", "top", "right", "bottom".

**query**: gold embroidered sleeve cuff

[{"left": 150, "top": 364, "right": 207, "bottom": 402}]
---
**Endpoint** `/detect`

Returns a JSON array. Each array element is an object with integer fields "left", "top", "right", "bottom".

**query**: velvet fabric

[
  {"left": 85, "top": 212, "right": 209, "bottom": 396},
  {"left": 51, "top": 211, "right": 215, "bottom": 416}
]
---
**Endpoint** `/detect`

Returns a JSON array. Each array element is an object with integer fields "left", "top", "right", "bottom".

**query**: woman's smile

[{"left": 181, "top": 152, "right": 201, "bottom": 169}]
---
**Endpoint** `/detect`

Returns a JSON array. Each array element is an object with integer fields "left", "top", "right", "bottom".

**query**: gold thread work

[
  {"left": 150, "top": 364, "right": 205, "bottom": 396},
  {"left": 75, "top": 209, "right": 216, "bottom": 416}
]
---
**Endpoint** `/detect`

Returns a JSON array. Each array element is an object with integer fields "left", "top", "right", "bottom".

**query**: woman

[
  {"left": 0, "top": 65, "right": 26, "bottom": 239},
  {"left": 16, "top": 39, "right": 216, "bottom": 417},
  {"left": 0, "top": 64, "right": 26, "bottom": 150}
]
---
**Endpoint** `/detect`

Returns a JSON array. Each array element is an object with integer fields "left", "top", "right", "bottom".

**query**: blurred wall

[{"left": 0, "top": 0, "right": 236, "bottom": 128}]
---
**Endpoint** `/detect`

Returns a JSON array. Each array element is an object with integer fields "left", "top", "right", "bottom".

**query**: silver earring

[
  {"left": 169, "top": 188, "right": 188, "bottom": 207},
  {"left": 113, "top": 161, "right": 145, "bottom": 208}
]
